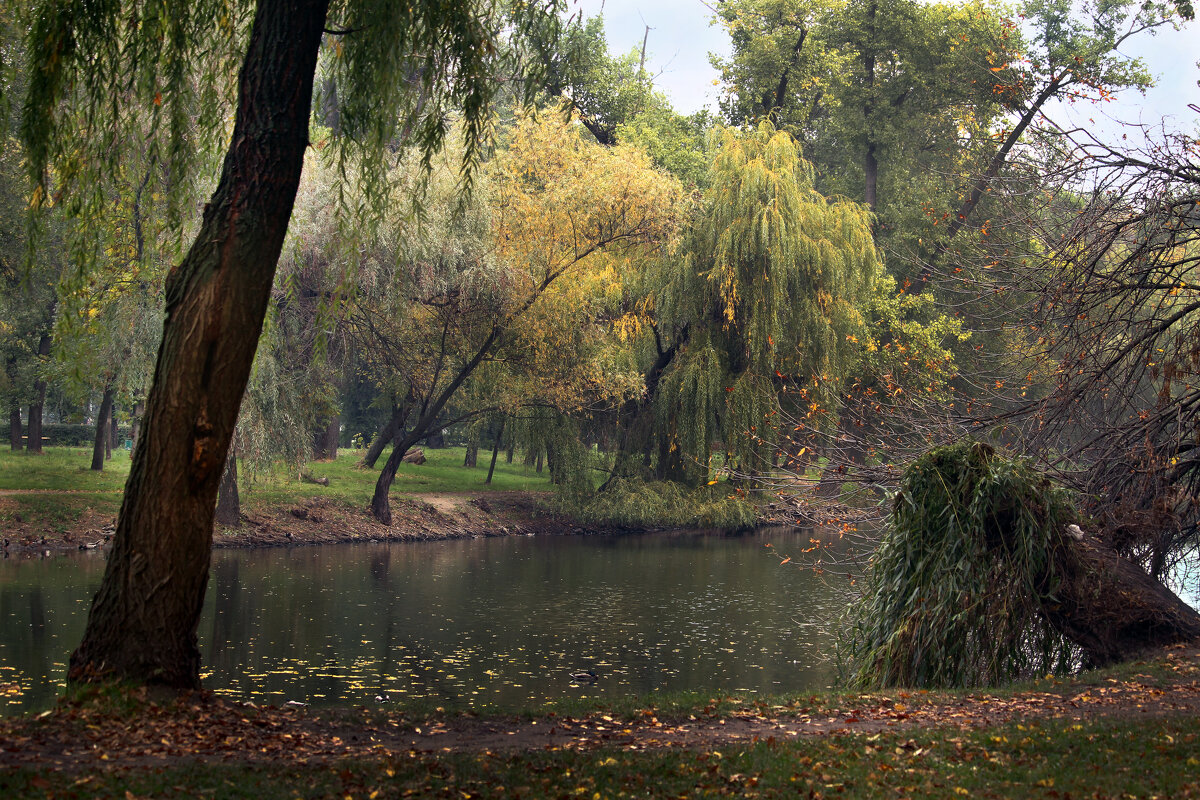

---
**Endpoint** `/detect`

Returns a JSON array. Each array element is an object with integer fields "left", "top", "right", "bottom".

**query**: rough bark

[
  {"left": 91, "top": 386, "right": 114, "bottom": 471},
  {"left": 9, "top": 402, "right": 21, "bottom": 451},
  {"left": 68, "top": 0, "right": 329, "bottom": 689},
  {"left": 1046, "top": 533, "right": 1200, "bottom": 666},
  {"left": 214, "top": 447, "right": 240, "bottom": 527},
  {"left": 463, "top": 438, "right": 479, "bottom": 468},
  {"left": 107, "top": 406, "right": 117, "bottom": 460},
  {"left": 27, "top": 331, "right": 52, "bottom": 454}
]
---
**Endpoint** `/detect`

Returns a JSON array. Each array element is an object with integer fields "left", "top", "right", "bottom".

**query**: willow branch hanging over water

[{"left": 843, "top": 441, "right": 1200, "bottom": 690}]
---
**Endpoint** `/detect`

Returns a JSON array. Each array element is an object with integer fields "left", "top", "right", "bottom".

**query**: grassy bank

[
  {"left": 2, "top": 648, "right": 1199, "bottom": 799},
  {"left": 0, "top": 446, "right": 552, "bottom": 539}
]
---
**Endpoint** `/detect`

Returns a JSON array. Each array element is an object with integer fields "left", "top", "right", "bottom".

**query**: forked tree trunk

[
  {"left": 91, "top": 386, "right": 114, "bottom": 471},
  {"left": 464, "top": 438, "right": 479, "bottom": 467},
  {"left": 27, "top": 331, "right": 51, "bottom": 455},
  {"left": 371, "top": 328, "right": 499, "bottom": 524},
  {"left": 69, "top": 0, "right": 328, "bottom": 689},
  {"left": 362, "top": 402, "right": 408, "bottom": 469}
]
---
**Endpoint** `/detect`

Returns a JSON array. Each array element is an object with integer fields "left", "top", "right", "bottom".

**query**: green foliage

[
  {"left": 616, "top": 107, "right": 714, "bottom": 187},
  {"left": 844, "top": 441, "right": 1079, "bottom": 689},
  {"left": 567, "top": 477, "right": 756, "bottom": 530}
]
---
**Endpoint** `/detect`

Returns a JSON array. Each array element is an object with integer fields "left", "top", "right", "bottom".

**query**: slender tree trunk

[
  {"left": 536, "top": 453, "right": 544, "bottom": 473},
  {"left": 9, "top": 402, "right": 21, "bottom": 451},
  {"left": 214, "top": 446, "right": 240, "bottom": 527},
  {"left": 106, "top": 405, "right": 116, "bottom": 460},
  {"left": 91, "top": 386, "right": 115, "bottom": 471},
  {"left": 506, "top": 444, "right": 513, "bottom": 464},
  {"left": 69, "top": 0, "right": 329, "bottom": 690},
  {"left": 27, "top": 331, "right": 52, "bottom": 455},
  {"left": 862, "top": 0, "right": 878, "bottom": 213},
  {"left": 485, "top": 416, "right": 506, "bottom": 484},
  {"left": 464, "top": 437, "right": 479, "bottom": 467},
  {"left": 130, "top": 399, "right": 144, "bottom": 451}
]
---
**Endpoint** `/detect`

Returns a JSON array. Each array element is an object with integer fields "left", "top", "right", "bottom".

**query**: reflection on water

[{"left": 0, "top": 528, "right": 853, "bottom": 711}]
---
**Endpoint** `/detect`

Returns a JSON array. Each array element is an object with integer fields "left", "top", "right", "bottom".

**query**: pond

[{"left": 0, "top": 527, "right": 856, "bottom": 713}]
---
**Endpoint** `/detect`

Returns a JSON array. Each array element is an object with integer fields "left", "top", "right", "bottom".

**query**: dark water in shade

[{"left": 0, "top": 528, "right": 855, "bottom": 712}]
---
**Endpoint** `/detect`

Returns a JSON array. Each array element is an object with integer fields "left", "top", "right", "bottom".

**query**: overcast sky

[{"left": 570, "top": 0, "right": 1199, "bottom": 139}]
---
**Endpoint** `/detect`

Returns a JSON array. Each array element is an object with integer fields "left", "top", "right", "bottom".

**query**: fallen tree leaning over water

[{"left": 845, "top": 441, "right": 1200, "bottom": 689}]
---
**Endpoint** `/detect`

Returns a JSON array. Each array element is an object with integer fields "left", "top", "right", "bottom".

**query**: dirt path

[{"left": 3, "top": 647, "right": 1198, "bottom": 771}]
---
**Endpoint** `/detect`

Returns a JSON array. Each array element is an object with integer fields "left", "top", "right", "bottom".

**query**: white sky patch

[{"left": 568, "top": 0, "right": 1198, "bottom": 136}]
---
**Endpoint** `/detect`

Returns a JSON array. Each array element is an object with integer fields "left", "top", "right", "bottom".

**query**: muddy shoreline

[
  {"left": 1, "top": 491, "right": 656, "bottom": 555},
  {"left": 1, "top": 487, "right": 851, "bottom": 557}
]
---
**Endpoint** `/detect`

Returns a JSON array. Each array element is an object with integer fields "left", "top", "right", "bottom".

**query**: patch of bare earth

[
  {"left": 2, "top": 648, "right": 1198, "bottom": 771},
  {"left": 1, "top": 491, "right": 593, "bottom": 555}
]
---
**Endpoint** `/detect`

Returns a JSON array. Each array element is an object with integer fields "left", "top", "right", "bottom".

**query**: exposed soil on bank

[
  {"left": 0, "top": 490, "right": 637, "bottom": 555},
  {"left": 1, "top": 646, "right": 1198, "bottom": 771}
]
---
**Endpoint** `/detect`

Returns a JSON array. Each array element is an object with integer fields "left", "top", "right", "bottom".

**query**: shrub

[{"left": 842, "top": 441, "right": 1079, "bottom": 689}]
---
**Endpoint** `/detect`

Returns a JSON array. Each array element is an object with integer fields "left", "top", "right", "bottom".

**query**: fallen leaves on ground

[{"left": 2, "top": 647, "right": 1198, "bottom": 773}]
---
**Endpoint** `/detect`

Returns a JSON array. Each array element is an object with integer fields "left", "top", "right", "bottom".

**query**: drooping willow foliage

[
  {"left": 15, "top": 0, "right": 562, "bottom": 279},
  {"left": 653, "top": 120, "right": 879, "bottom": 481},
  {"left": 843, "top": 441, "right": 1080, "bottom": 689}
]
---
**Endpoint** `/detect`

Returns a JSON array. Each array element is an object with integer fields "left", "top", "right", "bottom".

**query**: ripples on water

[{"left": 0, "top": 528, "right": 856, "bottom": 711}]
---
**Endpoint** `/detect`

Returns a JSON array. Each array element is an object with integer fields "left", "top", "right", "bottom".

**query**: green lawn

[
  {"left": 0, "top": 445, "right": 551, "bottom": 533},
  {"left": 0, "top": 446, "right": 132, "bottom": 492},
  {"left": 238, "top": 445, "right": 552, "bottom": 513}
]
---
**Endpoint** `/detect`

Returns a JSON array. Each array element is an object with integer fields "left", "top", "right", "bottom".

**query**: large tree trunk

[
  {"left": 463, "top": 437, "right": 479, "bottom": 467},
  {"left": 214, "top": 446, "right": 240, "bottom": 527},
  {"left": 27, "top": 331, "right": 52, "bottom": 455},
  {"left": 1045, "top": 532, "right": 1200, "bottom": 666},
  {"left": 312, "top": 414, "right": 339, "bottom": 461},
  {"left": 68, "top": 0, "right": 328, "bottom": 690},
  {"left": 91, "top": 386, "right": 114, "bottom": 471},
  {"left": 9, "top": 402, "right": 21, "bottom": 451}
]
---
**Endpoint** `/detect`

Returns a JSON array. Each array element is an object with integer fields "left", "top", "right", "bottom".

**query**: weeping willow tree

[
  {"left": 14, "top": 0, "right": 562, "bottom": 689},
  {"left": 648, "top": 121, "right": 879, "bottom": 484},
  {"left": 845, "top": 441, "right": 1200, "bottom": 689}
]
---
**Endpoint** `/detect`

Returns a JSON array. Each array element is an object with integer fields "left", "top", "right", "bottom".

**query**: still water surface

[{"left": 0, "top": 528, "right": 852, "bottom": 712}]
